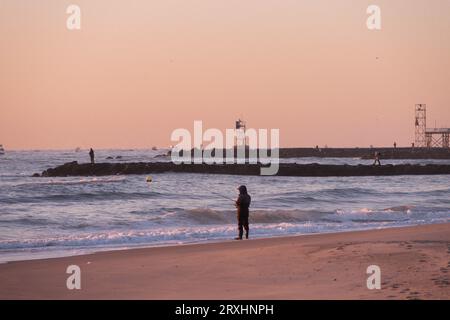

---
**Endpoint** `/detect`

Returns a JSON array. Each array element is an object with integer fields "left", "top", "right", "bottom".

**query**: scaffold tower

[
  {"left": 415, "top": 104, "right": 427, "bottom": 147},
  {"left": 414, "top": 104, "right": 450, "bottom": 148}
]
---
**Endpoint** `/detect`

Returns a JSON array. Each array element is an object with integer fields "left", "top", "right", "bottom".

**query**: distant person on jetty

[
  {"left": 235, "top": 185, "right": 251, "bottom": 240},
  {"left": 89, "top": 148, "right": 95, "bottom": 164},
  {"left": 373, "top": 151, "right": 381, "bottom": 166}
]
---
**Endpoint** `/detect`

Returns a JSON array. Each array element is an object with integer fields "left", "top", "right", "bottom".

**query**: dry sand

[{"left": 0, "top": 223, "right": 449, "bottom": 299}]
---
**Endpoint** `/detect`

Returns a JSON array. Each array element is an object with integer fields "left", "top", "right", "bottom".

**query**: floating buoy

[{"left": 146, "top": 176, "right": 153, "bottom": 183}]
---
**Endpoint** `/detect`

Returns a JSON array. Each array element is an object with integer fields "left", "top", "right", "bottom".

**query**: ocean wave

[
  {"left": 383, "top": 205, "right": 413, "bottom": 212},
  {"left": 0, "top": 222, "right": 341, "bottom": 251},
  {"left": 129, "top": 208, "right": 335, "bottom": 225},
  {"left": 0, "top": 208, "right": 449, "bottom": 253},
  {"left": 0, "top": 217, "right": 61, "bottom": 226},
  {"left": 0, "top": 191, "right": 168, "bottom": 204},
  {"left": 426, "top": 187, "right": 450, "bottom": 195},
  {"left": 2, "top": 214, "right": 449, "bottom": 253},
  {"left": 332, "top": 207, "right": 410, "bottom": 222},
  {"left": 17, "top": 177, "right": 126, "bottom": 186},
  {"left": 0, "top": 226, "right": 233, "bottom": 250},
  {"left": 161, "top": 206, "right": 439, "bottom": 225},
  {"left": 265, "top": 194, "right": 330, "bottom": 204},
  {"left": 315, "top": 187, "right": 380, "bottom": 197}
]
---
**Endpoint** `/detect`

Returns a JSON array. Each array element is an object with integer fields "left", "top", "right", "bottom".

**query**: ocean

[{"left": 0, "top": 149, "right": 449, "bottom": 263}]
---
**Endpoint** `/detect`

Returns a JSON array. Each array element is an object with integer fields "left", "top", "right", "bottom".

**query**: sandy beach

[{"left": 0, "top": 223, "right": 449, "bottom": 300}]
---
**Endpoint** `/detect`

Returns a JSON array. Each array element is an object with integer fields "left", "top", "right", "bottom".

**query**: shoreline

[
  {"left": 1, "top": 221, "right": 446, "bottom": 264},
  {"left": 1, "top": 222, "right": 449, "bottom": 299},
  {"left": 0, "top": 222, "right": 446, "bottom": 264}
]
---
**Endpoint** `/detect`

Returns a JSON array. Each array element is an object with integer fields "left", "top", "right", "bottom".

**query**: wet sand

[{"left": 0, "top": 223, "right": 449, "bottom": 299}]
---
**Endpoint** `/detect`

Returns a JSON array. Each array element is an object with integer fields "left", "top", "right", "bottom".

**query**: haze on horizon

[{"left": 1, "top": 0, "right": 449, "bottom": 150}]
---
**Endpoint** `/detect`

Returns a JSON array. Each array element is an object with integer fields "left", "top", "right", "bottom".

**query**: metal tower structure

[
  {"left": 425, "top": 128, "right": 450, "bottom": 148},
  {"left": 235, "top": 119, "right": 247, "bottom": 147},
  {"left": 414, "top": 104, "right": 450, "bottom": 148},
  {"left": 414, "top": 104, "right": 427, "bottom": 147}
]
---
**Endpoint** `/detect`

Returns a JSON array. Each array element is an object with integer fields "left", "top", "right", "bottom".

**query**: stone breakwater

[
  {"left": 35, "top": 161, "right": 450, "bottom": 177},
  {"left": 279, "top": 147, "right": 450, "bottom": 159}
]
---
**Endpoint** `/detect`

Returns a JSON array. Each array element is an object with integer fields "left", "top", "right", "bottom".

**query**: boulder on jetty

[{"left": 35, "top": 161, "right": 450, "bottom": 177}]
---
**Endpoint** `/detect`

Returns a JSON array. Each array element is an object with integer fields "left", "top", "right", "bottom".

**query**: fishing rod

[
  {"left": 212, "top": 189, "right": 258, "bottom": 203},
  {"left": 147, "top": 177, "right": 244, "bottom": 204},
  {"left": 212, "top": 191, "right": 236, "bottom": 202}
]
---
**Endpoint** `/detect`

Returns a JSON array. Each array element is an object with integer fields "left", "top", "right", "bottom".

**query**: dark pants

[{"left": 238, "top": 214, "right": 249, "bottom": 239}]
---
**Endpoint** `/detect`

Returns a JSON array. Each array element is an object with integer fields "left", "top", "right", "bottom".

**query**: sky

[{"left": 1, "top": 0, "right": 449, "bottom": 150}]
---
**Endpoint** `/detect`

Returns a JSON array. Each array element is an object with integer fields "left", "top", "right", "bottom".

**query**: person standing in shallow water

[
  {"left": 235, "top": 185, "right": 251, "bottom": 240},
  {"left": 89, "top": 148, "right": 95, "bottom": 164}
]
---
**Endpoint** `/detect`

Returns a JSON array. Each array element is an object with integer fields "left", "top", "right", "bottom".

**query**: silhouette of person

[
  {"left": 89, "top": 148, "right": 95, "bottom": 164},
  {"left": 373, "top": 151, "right": 381, "bottom": 166},
  {"left": 235, "top": 185, "right": 251, "bottom": 240}
]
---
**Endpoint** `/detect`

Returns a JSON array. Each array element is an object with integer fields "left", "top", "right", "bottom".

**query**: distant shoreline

[{"left": 3, "top": 147, "right": 450, "bottom": 159}]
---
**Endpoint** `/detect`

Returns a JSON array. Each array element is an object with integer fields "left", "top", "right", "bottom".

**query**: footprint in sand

[
  {"left": 406, "top": 292, "right": 421, "bottom": 300},
  {"left": 400, "top": 288, "right": 410, "bottom": 293},
  {"left": 432, "top": 275, "right": 450, "bottom": 287}
]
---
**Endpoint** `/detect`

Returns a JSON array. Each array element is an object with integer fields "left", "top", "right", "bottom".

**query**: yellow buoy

[{"left": 146, "top": 176, "right": 153, "bottom": 183}]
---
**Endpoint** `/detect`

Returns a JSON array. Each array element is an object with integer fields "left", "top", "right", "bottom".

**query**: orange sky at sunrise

[{"left": 1, "top": 0, "right": 449, "bottom": 150}]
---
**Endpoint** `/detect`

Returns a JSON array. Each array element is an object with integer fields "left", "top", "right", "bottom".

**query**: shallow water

[{"left": 0, "top": 149, "right": 449, "bottom": 262}]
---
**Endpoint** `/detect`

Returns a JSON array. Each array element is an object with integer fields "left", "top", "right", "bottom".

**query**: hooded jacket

[{"left": 236, "top": 186, "right": 251, "bottom": 217}]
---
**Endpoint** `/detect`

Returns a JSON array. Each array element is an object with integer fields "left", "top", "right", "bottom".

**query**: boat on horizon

[{"left": 0, "top": 144, "right": 5, "bottom": 155}]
